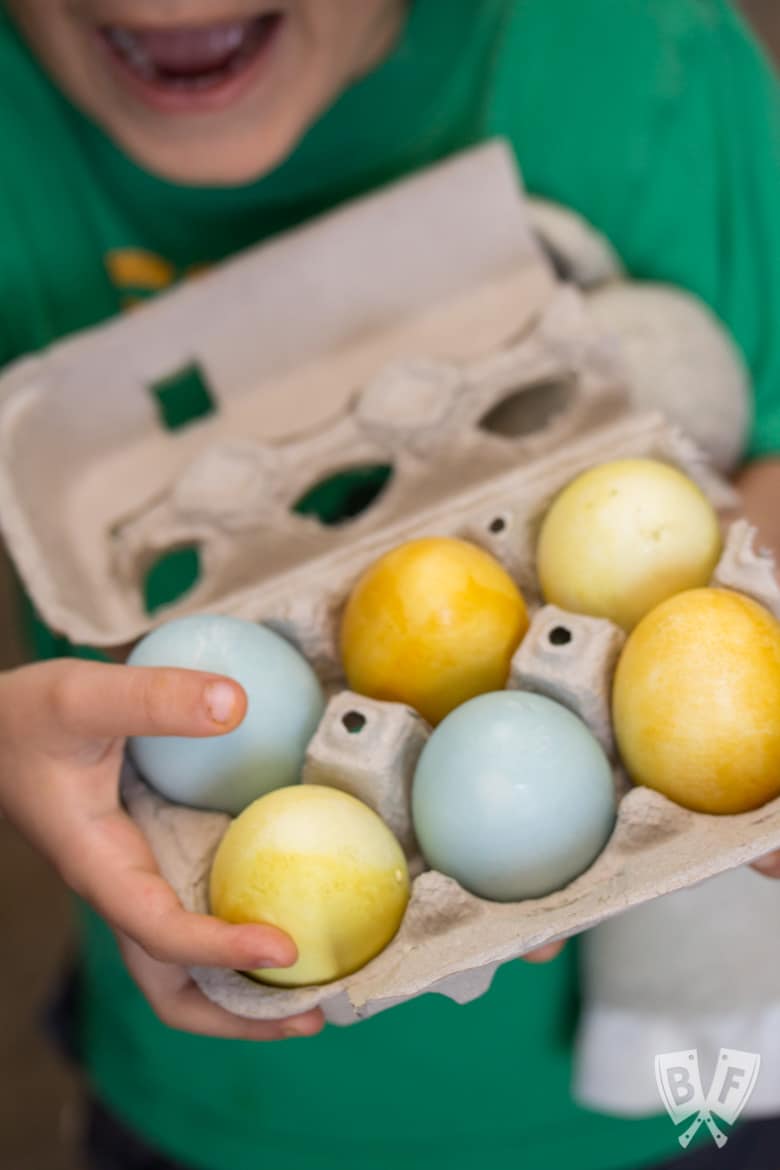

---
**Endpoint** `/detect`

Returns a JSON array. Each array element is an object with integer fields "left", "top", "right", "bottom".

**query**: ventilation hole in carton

[
  {"left": 342, "top": 711, "right": 367, "bottom": 734},
  {"left": 294, "top": 464, "right": 394, "bottom": 526},
  {"left": 488, "top": 516, "right": 507, "bottom": 534},
  {"left": 144, "top": 545, "right": 202, "bottom": 614},
  {"left": 151, "top": 363, "right": 216, "bottom": 430},
  {"left": 549, "top": 626, "right": 573, "bottom": 647},
  {"left": 479, "top": 379, "right": 575, "bottom": 438}
]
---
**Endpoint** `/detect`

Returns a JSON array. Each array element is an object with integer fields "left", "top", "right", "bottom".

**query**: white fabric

[
  {"left": 575, "top": 1002, "right": 780, "bottom": 1117},
  {"left": 574, "top": 867, "right": 780, "bottom": 1117}
]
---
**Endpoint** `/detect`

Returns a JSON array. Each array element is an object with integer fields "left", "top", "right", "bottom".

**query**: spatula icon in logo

[{"left": 655, "top": 1049, "right": 761, "bottom": 1148}]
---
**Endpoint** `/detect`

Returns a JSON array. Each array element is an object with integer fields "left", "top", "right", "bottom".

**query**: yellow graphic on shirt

[{"left": 106, "top": 248, "right": 208, "bottom": 311}]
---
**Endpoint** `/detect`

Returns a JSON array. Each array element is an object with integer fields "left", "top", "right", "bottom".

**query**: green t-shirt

[{"left": 1, "top": 2, "right": 778, "bottom": 1168}]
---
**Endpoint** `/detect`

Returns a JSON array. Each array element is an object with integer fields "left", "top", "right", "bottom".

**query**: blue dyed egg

[
  {"left": 127, "top": 615, "right": 325, "bottom": 815},
  {"left": 412, "top": 691, "right": 615, "bottom": 901}
]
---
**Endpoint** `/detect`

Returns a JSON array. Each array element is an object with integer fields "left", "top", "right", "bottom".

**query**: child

[{"left": 0, "top": 2, "right": 778, "bottom": 1168}]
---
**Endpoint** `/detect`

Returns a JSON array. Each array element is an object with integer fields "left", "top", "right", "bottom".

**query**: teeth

[
  {"left": 103, "top": 14, "right": 281, "bottom": 89},
  {"left": 106, "top": 27, "right": 156, "bottom": 79},
  {"left": 115, "top": 21, "right": 252, "bottom": 74},
  {"left": 200, "top": 23, "right": 248, "bottom": 57}
]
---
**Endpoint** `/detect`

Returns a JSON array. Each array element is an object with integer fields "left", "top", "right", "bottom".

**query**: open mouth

[{"left": 100, "top": 12, "right": 285, "bottom": 108}]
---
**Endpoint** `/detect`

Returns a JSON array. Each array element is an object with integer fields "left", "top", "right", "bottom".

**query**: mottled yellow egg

[
  {"left": 209, "top": 785, "right": 410, "bottom": 986},
  {"left": 537, "top": 458, "right": 722, "bottom": 631},
  {"left": 613, "top": 588, "right": 780, "bottom": 814},
  {"left": 340, "top": 537, "right": 529, "bottom": 725}
]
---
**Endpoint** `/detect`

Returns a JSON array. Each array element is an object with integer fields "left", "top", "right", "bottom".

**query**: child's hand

[
  {"left": 752, "top": 853, "right": 780, "bottom": 879},
  {"left": 0, "top": 659, "right": 324, "bottom": 1041}
]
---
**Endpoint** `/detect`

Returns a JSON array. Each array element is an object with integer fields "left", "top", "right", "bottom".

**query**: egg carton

[
  {"left": 121, "top": 512, "right": 780, "bottom": 1026},
  {"left": 0, "top": 140, "right": 773, "bottom": 1024}
]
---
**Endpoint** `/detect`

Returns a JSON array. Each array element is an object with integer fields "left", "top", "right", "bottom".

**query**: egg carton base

[
  {"left": 121, "top": 770, "right": 780, "bottom": 1026},
  {"left": 120, "top": 485, "right": 780, "bottom": 1025}
]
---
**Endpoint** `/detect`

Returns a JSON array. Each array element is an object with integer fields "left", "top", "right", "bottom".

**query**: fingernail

[
  {"left": 525, "top": 942, "right": 563, "bottom": 963},
  {"left": 252, "top": 955, "right": 294, "bottom": 970},
  {"left": 205, "top": 681, "right": 239, "bottom": 726},
  {"left": 281, "top": 1019, "right": 320, "bottom": 1039}
]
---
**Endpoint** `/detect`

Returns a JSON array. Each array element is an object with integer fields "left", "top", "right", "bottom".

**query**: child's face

[{"left": 7, "top": 1, "right": 405, "bottom": 185}]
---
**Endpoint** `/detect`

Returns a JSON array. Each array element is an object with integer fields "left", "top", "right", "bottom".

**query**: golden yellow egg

[
  {"left": 340, "top": 537, "right": 529, "bottom": 725},
  {"left": 537, "top": 458, "right": 722, "bottom": 631},
  {"left": 612, "top": 588, "right": 780, "bottom": 814},
  {"left": 209, "top": 785, "right": 410, "bottom": 986}
]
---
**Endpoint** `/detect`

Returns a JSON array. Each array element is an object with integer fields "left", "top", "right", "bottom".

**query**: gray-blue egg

[
  {"left": 411, "top": 691, "right": 616, "bottom": 901},
  {"left": 127, "top": 614, "right": 325, "bottom": 815}
]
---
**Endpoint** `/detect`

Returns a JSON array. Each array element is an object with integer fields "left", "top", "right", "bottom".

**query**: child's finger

[
  {"left": 117, "top": 932, "right": 324, "bottom": 1041},
  {"left": 63, "top": 808, "right": 298, "bottom": 971},
  {"left": 521, "top": 941, "right": 566, "bottom": 963},
  {"left": 34, "top": 659, "right": 247, "bottom": 743},
  {"left": 751, "top": 851, "right": 780, "bottom": 878}
]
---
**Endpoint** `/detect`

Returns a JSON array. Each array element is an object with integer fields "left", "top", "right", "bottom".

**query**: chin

[{"left": 110, "top": 120, "right": 305, "bottom": 187}]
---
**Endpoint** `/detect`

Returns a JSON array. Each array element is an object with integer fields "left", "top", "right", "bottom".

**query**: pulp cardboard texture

[
  {"left": 0, "top": 143, "right": 556, "bottom": 648},
  {"left": 1, "top": 142, "right": 778, "bottom": 1025}
]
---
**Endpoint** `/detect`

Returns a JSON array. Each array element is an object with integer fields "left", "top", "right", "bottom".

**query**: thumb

[{"left": 21, "top": 659, "right": 247, "bottom": 747}]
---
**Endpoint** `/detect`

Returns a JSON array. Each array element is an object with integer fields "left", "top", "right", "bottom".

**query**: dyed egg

[
  {"left": 127, "top": 615, "right": 324, "bottom": 815},
  {"left": 537, "top": 458, "right": 722, "bottom": 631},
  {"left": 209, "top": 785, "right": 410, "bottom": 986},
  {"left": 340, "top": 537, "right": 529, "bottom": 725},
  {"left": 412, "top": 691, "right": 615, "bottom": 901},
  {"left": 613, "top": 588, "right": 780, "bottom": 814}
]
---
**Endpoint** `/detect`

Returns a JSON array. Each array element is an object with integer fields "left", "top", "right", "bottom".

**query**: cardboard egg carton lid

[{"left": 0, "top": 139, "right": 580, "bottom": 649}]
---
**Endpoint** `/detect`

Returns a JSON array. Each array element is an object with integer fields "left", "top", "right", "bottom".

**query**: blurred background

[{"left": 0, "top": 4, "right": 778, "bottom": 1167}]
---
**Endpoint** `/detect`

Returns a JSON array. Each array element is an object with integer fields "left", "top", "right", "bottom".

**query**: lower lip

[{"left": 97, "top": 16, "right": 286, "bottom": 115}]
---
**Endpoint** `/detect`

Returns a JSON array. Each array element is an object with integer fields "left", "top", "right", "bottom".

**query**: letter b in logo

[{"left": 667, "top": 1066, "right": 696, "bottom": 1108}]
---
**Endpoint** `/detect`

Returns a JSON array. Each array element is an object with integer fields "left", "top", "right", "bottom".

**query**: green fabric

[
  {"left": 1, "top": 0, "right": 777, "bottom": 1167},
  {"left": 81, "top": 904, "right": 697, "bottom": 1170}
]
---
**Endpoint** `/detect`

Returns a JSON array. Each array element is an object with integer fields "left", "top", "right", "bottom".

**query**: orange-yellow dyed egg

[
  {"left": 209, "top": 786, "right": 410, "bottom": 987},
  {"left": 340, "top": 537, "right": 529, "bottom": 725},
  {"left": 612, "top": 588, "right": 780, "bottom": 814},
  {"left": 537, "top": 458, "right": 722, "bottom": 630}
]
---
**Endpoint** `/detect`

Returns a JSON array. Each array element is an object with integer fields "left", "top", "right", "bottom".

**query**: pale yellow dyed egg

[
  {"left": 209, "top": 785, "right": 410, "bottom": 986},
  {"left": 613, "top": 588, "right": 780, "bottom": 814},
  {"left": 537, "top": 458, "right": 722, "bottom": 631},
  {"left": 340, "top": 537, "right": 529, "bottom": 726}
]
